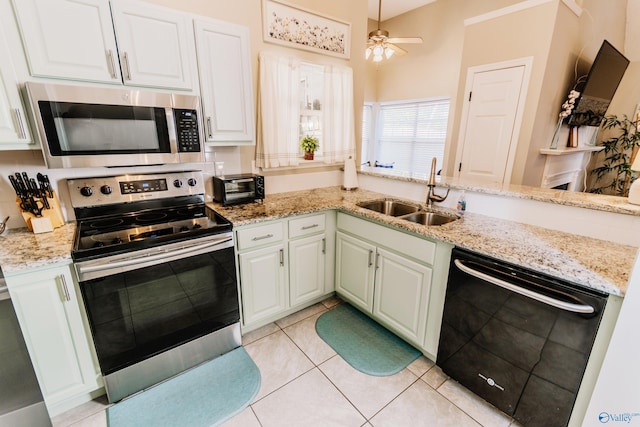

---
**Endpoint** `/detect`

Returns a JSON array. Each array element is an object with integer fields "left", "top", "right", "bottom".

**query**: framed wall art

[{"left": 262, "top": 0, "right": 351, "bottom": 59}]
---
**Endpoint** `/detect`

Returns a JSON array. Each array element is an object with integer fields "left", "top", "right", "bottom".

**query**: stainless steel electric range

[{"left": 68, "top": 171, "right": 241, "bottom": 403}]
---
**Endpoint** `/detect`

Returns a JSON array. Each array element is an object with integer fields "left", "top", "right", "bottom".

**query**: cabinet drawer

[
  {"left": 289, "top": 213, "right": 326, "bottom": 239},
  {"left": 237, "top": 222, "right": 285, "bottom": 250}
]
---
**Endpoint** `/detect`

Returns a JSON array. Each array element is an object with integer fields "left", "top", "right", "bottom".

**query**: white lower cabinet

[
  {"left": 372, "top": 248, "right": 432, "bottom": 345},
  {"left": 238, "top": 242, "right": 288, "bottom": 325},
  {"left": 5, "top": 263, "right": 102, "bottom": 415},
  {"left": 236, "top": 211, "right": 335, "bottom": 331},
  {"left": 335, "top": 232, "right": 376, "bottom": 312},
  {"left": 335, "top": 212, "right": 452, "bottom": 356}
]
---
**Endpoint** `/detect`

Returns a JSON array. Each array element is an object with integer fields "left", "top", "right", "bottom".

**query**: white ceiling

[{"left": 368, "top": 0, "right": 436, "bottom": 22}]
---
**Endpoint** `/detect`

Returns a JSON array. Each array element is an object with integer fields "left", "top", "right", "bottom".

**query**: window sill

[{"left": 259, "top": 158, "right": 342, "bottom": 173}]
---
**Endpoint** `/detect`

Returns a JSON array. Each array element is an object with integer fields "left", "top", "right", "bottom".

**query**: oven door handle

[
  {"left": 77, "top": 237, "right": 233, "bottom": 275},
  {"left": 453, "top": 259, "right": 595, "bottom": 314}
]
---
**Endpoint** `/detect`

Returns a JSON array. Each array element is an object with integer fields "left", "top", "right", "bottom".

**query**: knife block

[{"left": 17, "top": 191, "right": 65, "bottom": 233}]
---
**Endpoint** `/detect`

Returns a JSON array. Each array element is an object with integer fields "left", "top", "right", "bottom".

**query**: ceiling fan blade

[
  {"left": 387, "top": 43, "right": 408, "bottom": 56},
  {"left": 387, "top": 37, "right": 423, "bottom": 44}
]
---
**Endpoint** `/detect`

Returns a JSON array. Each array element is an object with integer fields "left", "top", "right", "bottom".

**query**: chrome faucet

[{"left": 426, "top": 157, "right": 449, "bottom": 207}]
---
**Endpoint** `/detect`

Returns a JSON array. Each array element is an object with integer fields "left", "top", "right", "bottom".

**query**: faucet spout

[{"left": 426, "top": 157, "right": 449, "bottom": 207}]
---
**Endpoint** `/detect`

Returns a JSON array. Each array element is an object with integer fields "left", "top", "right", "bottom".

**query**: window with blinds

[{"left": 363, "top": 98, "right": 450, "bottom": 175}]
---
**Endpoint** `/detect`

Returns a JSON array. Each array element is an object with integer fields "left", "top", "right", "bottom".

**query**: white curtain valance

[{"left": 256, "top": 51, "right": 355, "bottom": 169}]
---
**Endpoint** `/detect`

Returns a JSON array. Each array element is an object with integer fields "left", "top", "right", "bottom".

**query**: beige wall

[
  {"left": 365, "top": 0, "right": 630, "bottom": 187},
  {"left": 146, "top": 0, "right": 369, "bottom": 175}
]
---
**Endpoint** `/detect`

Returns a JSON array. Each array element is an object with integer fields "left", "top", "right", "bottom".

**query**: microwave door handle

[
  {"left": 77, "top": 237, "right": 232, "bottom": 275},
  {"left": 453, "top": 259, "right": 595, "bottom": 314}
]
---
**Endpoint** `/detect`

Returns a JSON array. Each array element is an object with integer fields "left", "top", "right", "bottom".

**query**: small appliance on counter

[{"left": 213, "top": 174, "right": 265, "bottom": 206}]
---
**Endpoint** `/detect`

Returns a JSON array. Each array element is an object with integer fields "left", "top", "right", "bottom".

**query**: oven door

[{"left": 75, "top": 232, "right": 240, "bottom": 402}]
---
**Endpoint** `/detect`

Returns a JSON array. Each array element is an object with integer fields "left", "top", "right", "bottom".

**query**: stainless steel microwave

[
  {"left": 213, "top": 174, "right": 265, "bottom": 206},
  {"left": 25, "top": 82, "right": 204, "bottom": 169}
]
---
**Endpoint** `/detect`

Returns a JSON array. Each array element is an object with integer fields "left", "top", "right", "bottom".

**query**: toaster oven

[{"left": 212, "top": 174, "right": 265, "bottom": 205}]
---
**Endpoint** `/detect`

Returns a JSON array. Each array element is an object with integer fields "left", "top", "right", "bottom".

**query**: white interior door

[{"left": 456, "top": 63, "right": 528, "bottom": 183}]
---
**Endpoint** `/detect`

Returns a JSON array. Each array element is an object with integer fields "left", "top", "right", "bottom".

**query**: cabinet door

[
  {"left": 11, "top": 0, "right": 121, "bottom": 83},
  {"left": 0, "top": 21, "right": 32, "bottom": 147},
  {"left": 6, "top": 265, "right": 101, "bottom": 410},
  {"left": 194, "top": 19, "right": 255, "bottom": 145},
  {"left": 238, "top": 244, "right": 288, "bottom": 326},
  {"left": 110, "top": 0, "right": 195, "bottom": 90},
  {"left": 335, "top": 231, "right": 375, "bottom": 313},
  {"left": 289, "top": 233, "right": 325, "bottom": 306},
  {"left": 373, "top": 248, "right": 432, "bottom": 345}
]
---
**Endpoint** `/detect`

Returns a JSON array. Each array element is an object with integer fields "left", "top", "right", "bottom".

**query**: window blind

[{"left": 377, "top": 99, "right": 450, "bottom": 175}]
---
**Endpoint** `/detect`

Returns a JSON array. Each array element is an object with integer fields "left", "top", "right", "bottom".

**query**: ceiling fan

[{"left": 366, "top": 0, "right": 423, "bottom": 61}]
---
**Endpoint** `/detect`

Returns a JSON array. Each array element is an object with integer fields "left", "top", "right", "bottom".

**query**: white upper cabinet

[
  {"left": 11, "top": 0, "right": 121, "bottom": 84},
  {"left": 194, "top": 18, "right": 255, "bottom": 145},
  {"left": 0, "top": 14, "right": 32, "bottom": 148},
  {"left": 11, "top": 0, "right": 195, "bottom": 90},
  {"left": 109, "top": 0, "right": 194, "bottom": 90}
]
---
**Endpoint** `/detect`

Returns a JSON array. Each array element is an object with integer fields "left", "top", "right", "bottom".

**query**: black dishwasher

[{"left": 437, "top": 248, "right": 607, "bottom": 427}]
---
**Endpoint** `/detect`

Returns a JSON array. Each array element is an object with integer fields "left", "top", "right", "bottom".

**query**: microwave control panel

[{"left": 174, "top": 109, "right": 201, "bottom": 153}]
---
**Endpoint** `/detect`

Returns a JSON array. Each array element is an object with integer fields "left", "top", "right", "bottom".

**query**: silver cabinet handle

[
  {"left": 106, "top": 49, "right": 117, "bottom": 78},
  {"left": 322, "top": 238, "right": 326, "bottom": 254},
  {"left": 368, "top": 250, "right": 373, "bottom": 267},
  {"left": 13, "top": 109, "right": 27, "bottom": 139},
  {"left": 375, "top": 253, "right": 380, "bottom": 270},
  {"left": 301, "top": 224, "right": 319, "bottom": 230},
  {"left": 279, "top": 248, "right": 284, "bottom": 266},
  {"left": 453, "top": 259, "right": 595, "bottom": 314},
  {"left": 59, "top": 274, "right": 71, "bottom": 302},
  {"left": 251, "top": 233, "right": 274, "bottom": 241},
  {"left": 122, "top": 52, "right": 132, "bottom": 80},
  {"left": 207, "top": 117, "right": 213, "bottom": 138}
]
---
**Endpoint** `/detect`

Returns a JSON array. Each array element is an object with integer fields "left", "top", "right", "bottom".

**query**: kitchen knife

[
  {"left": 42, "top": 175, "right": 53, "bottom": 198},
  {"left": 14, "top": 173, "right": 27, "bottom": 196},
  {"left": 8, "top": 175, "right": 20, "bottom": 195},
  {"left": 22, "top": 172, "right": 31, "bottom": 193},
  {"left": 31, "top": 178, "right": 49, "bottom": 209}
]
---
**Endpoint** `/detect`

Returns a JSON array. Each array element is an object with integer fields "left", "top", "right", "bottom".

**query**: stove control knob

[
  {"left": 173, "top": 179, "right": 183, "bottom": 188},
  {"left": 80, "top": 186, "right": 93, "bottom": 197},
  {"left": 187, "top": 178, "right": 197, "bottom": 187},
  {"left": 100, "top": 185, "right": 112, "bottom": 195}
]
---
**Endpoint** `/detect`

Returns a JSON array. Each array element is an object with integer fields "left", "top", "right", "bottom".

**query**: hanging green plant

[{"left": 589, "top": 114, "right": 640, "bottom": 196}]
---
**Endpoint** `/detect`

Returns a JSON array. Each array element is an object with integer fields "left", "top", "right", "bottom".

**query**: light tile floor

[{"left": 52, "top": 297, "right": 522, "bottom": 427}]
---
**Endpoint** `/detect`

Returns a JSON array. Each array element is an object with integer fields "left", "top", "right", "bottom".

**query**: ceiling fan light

[
  {"left": 373, "top": 53, "right": 383, "bottom": 62},
  {"left": 384, "top": 46, "right": 394, "bottom": 59},
  {"left": 372, "top": 44, "right": 384, "bottom": 56},
  {"left": 365, "top": 47, "right": 372, "bottom": 60}
]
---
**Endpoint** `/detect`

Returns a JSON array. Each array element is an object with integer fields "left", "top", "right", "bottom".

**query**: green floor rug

[
  {"left": 107, "top": 346, "right": 260, "bottom": 427},
  {"left": 316, "top": 303, "right": 421, "bottom": 376}
]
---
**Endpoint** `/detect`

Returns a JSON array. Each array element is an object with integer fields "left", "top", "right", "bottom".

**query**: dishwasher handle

[{"left": 454, "top": 259, "right": 595, "bottom": 314}]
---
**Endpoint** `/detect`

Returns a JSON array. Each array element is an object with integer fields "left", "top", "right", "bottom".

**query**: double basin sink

[{"left": 357, "top": 199, "right": 459, "bottom": 226}]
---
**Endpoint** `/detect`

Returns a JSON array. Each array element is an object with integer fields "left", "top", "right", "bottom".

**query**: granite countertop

[
  {"left": 0, "top": 223, "right": 76, "bottom": 275},
  {"left": 209, "top": 186, "right": 637, "bottom": 297},
  {"left": 359, "top": 167, "right": 640, "bottom": 216},
  {"left": 0, "top": 187, "right": 635, "bottom": 297}
]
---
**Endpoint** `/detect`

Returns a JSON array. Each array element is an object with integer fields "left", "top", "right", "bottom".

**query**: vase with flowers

[{"left": 550, "top": 89, "right": 581, "bottom": 149}]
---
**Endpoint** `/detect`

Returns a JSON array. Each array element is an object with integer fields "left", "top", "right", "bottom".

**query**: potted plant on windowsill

[{"left": 300, "top": 135, "right": 319, "bottom": 160}]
